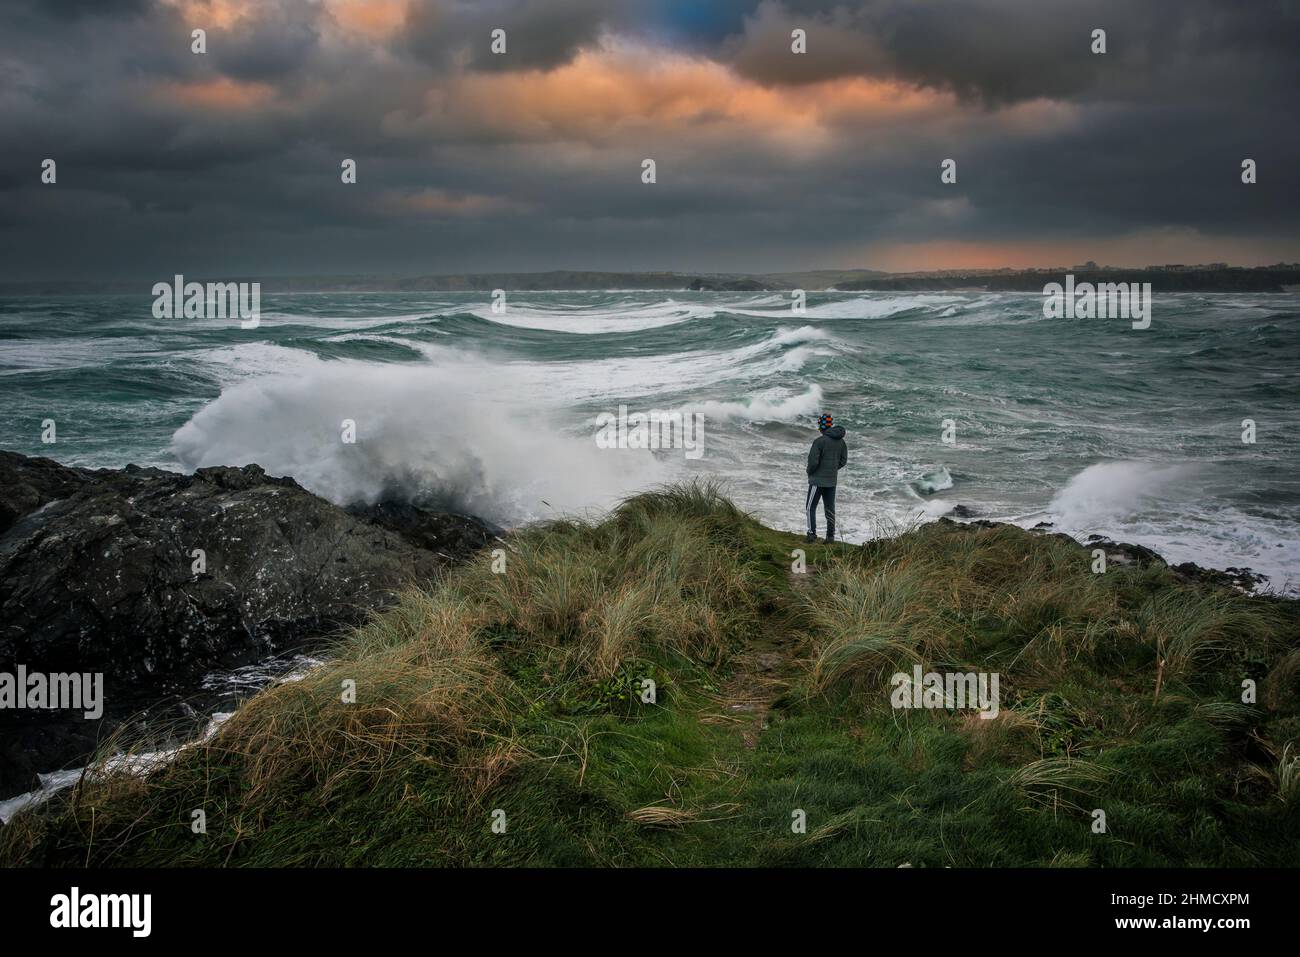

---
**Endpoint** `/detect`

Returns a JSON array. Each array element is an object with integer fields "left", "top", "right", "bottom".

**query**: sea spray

[
  {"left": 171, "top": 359, "right": 670, "bottom": 524},
  {"left": 594, "top": 405, "right": 705, "bottom": 459},
  {"left": 1046, "top": 461, "right": 1196, "bottom": 526}
]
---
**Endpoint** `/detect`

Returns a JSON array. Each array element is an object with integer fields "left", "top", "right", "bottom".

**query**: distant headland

[{"left": 2, "top": 264, "right": 1298, "bottom": 295}]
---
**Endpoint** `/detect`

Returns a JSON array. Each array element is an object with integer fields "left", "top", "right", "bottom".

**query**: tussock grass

[
  {"left": 1005, "top": 757, "right": 1115, "bottom": 809},
  {"left": 1134, "top": 591, "right": 1286, "bottom": 681},
  {"left": 4, "top": 481, "right": 1298, "bottom": 868},
  {"left": 626, "top": 805, "right": 697, "bottom": 827},
  {"left": 1265, "top": 648, "right": 1300, "bottom": 712},
  {"left": 805, "top": 560, "right": 952, "bottom": 692},
  {"left": 1278, "top": 745, "right": 1300, "bottom": 805},
  {"left": 443, "top": 479, "right": 759, "bottom": 681},
  {"left": 803, "top": 521, "right": 1290, "bottom": 702}
]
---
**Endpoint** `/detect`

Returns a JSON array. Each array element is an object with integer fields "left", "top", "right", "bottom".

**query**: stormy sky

[{"left": 1, "top": 0, "right": 1297, "bottom": 280}]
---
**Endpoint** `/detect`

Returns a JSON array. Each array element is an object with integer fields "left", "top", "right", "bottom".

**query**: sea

[{"left": 2, "top": 289, "right": 1297, "bottom": 593}]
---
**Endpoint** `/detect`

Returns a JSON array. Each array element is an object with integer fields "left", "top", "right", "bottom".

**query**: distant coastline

[{"left": 4, "top": 264, "right": 1299, "bottom": 296}]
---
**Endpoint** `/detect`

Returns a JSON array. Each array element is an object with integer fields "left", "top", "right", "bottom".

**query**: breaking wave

[{"left": 172, "top": 358, "right": 669, "bottom": 525}]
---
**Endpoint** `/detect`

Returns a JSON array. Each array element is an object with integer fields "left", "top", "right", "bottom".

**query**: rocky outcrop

[
  {"left": 0, "top": 451, "right": 498, "bottom": 798},
  {"left": 346, "top": 499, "right": 502, "bottom": 559},
  {"left": 0, "top": 452, "right": 88, "bottom": 535},
  {"left": 936, "top": 515, "right": 1269, "bottom": 592},
  {"left": 1080, "top": 534, "right": 1168, "bottom": 568}
]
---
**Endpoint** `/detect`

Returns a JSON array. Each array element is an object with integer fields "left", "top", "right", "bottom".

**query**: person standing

[{"left": 805, "top": 413, "right": 847, "bottom": 543}]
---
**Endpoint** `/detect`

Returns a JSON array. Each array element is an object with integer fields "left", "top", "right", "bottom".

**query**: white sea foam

[
  {"left": 193, "top": 341, "right": 326, "bottom": 384},
  {"left": 767, "top": 325, "right": 835, "bottom": 346},
  {"left": 398, "top": 324, "right": 836, "bottom": 401},
  {"left": 915, "top": 466, "right": 954, "bottom": 494},
  {"left": 241, "top": 310, "right": 444, "bottom": 329},
  {"left": 0, "top": 338, "right": 150, "bottom": 374},
  {"left": 722, "top": 295, "right": 949, "bottom": 320},
  {"left": 468, "top": 298, "right": 710, "bottom": 334},
  {"left": 690, "top": 385, "right": 824, "bottom": 424}
]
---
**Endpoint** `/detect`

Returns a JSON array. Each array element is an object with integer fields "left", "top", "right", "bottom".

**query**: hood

[{"left": 822, "top": 425, "right": 846, "bottom": 440}]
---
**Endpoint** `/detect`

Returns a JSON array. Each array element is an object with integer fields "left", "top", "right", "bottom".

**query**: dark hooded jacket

[{"left": 807, "top": 425, "right": 848, "bottom": 487}]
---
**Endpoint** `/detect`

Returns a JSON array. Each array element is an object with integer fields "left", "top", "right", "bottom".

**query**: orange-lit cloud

[
  {"left": 413, "top": 41, "right": 954, "bottom": 152},
  {"left": 327, "top": 0, "right": 409, "bottom": 39},
  {"left": 162, "top": 0, "right": 252, "bottom": 30},
  {"left": 162, "top": 76, "right": 277, "bottom": 110},
  {"left": 165, "top": 0, "right": 412, "bottom": 42}
]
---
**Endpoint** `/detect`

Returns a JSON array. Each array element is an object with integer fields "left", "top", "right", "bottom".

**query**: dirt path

[
  {"left": 704, "top": 645, "right": 797, "bottom": 747},
  {"left": 700, "top": 557, "right": 817, "bottom": 748}
]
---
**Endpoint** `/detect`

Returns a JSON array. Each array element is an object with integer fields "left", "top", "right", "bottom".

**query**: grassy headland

[{"left": 4, "top": 482, "right": 1298, "bottom": 867}]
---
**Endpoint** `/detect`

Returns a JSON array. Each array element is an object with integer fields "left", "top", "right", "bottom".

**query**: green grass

[{"left": 4, "top": 480, "right": 1299, "bottom": 867}]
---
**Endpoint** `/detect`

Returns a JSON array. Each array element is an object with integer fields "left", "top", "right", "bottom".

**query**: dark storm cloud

[
  {"left": 8, "top": 0, "right": 155, "bottom": 21},
  {"left": 404, "top": 0, "right": 614, "bottom": 72},
  {"left": 725, "top": 0, "right": 1300, "bottom": 106},
  {"left": 0, "top": 0, "right": 1296, "bottom": 280},
  {"left": 210, "top": 4, "right": 324, "bottom": 82}
]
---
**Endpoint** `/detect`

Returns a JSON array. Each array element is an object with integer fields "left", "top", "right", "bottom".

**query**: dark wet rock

[
  {"left": 1083, "top": 535, "right": 1167, "bottom": 567},
  {"left": 0, "top": 454, "right": 454, "bottom": 684},
  {"left": 946, "top": 504, "right": 979, "bottom": 519},
  {"left": 1043, "top": 532, "right": 1084, "bottom": 549},
  {"left": 0, "top": 451, "right": 494, "bottom": 799},
  {"left": 1171, "top": 562, "right": 1268, "bottom": 592},
  {"left": 345, "top": 500, "right": 502, "bottom": 560},
  {"left": 0, "top": 452, "right": 90, "bottom": 536}
]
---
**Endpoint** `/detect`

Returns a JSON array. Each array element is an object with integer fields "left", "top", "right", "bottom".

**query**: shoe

[
  {"left": 804, "top": 531, "right": 816, "bottom": 543},
  {"left": 824, "top": 536, "right": 835, "bottom": 544}
]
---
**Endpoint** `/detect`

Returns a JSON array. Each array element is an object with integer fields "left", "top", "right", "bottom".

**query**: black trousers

[{"left": 805, "top": 484, "right": 836, "bottom": 537}]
